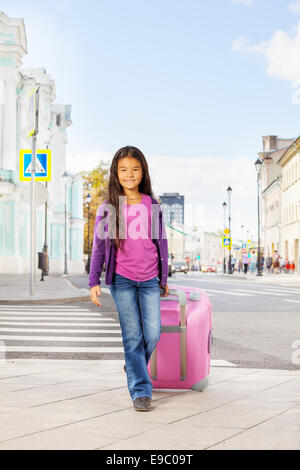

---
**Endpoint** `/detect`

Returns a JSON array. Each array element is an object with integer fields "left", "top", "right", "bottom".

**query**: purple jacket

[{"left": 88, "top": 196, "right": 169, "bottom": 289}]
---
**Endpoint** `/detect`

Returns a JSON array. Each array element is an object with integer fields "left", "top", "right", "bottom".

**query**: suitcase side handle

[{"left": 163, "top": 288, "right": 187, "bottom": 306}]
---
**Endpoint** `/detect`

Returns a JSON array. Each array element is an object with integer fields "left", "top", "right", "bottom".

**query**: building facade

[
  {"left": 278, "top": 137, "right": 300, "bottom": 272},
  {"left": 0, "top": 12, "right": 85, "bottom": 275},
  {"left": 159, "top": 192, "right": 184, "bottom": 226},
  {"left": 259, "top": 135, "right": 294, "bottom": 258}
]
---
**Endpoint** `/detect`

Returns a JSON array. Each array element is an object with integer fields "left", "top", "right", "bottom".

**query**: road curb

[
  {"left": 0, "top": 295, "right": 91, "bottom": 305},
  {"left": 217, "top": 275, "right": 248, "bottom": 280}
]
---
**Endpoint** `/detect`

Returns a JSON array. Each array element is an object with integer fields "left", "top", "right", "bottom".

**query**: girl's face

[{"left": 117, "top": 157, "right": 143, "bottom": 192}]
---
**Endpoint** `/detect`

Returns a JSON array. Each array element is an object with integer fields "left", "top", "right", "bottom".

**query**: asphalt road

[{"left": 1, "top": 272, "right": 299, "bottom": 370}]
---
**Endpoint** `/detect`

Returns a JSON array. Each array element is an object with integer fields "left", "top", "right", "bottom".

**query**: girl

[{"left": 89, "top": 146, "right": 169, "bottom": 412}]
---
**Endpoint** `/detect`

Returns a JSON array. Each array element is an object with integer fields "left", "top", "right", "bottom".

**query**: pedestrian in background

[
  {"left": 291, "top": 260, "right": 295, "bottom": 274},
  {"left": 238, "top": 258, "right": 243, "bottom": 273},
  {"left": 273, "top": 251, "right": 280, "bottom": 274},
  {"left": 266, "top": 253, "right": 273, "bottom": 275},
  {"left": 279, "top": 256, "right": 285, "bottom": 274},
  {"left": 260, "top": 254, "right": 265, "bottom": 273},
  {"left": 228, "top": 255, "right": 232, "bottom": 274},
  {"left": 89, "top": 146, "right": 169, "bottom": 412},
  {"left": 243, "top": 252, "right": 249, "bottom": 274},
  {"left": 250, "top": 251, "right": 257, "bottom": 273}
]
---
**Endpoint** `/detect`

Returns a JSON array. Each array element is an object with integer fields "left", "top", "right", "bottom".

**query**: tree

[{"left": 81, "top": 161, "right": 110, "bottom": 255}]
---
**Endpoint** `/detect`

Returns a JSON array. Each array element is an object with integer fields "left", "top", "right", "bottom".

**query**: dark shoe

[
  {"left": 124, "top": 364, "right": 126, "bottom": 373},
  {"left": 133, "top": 397, "right": 152, "bottom": 412}
]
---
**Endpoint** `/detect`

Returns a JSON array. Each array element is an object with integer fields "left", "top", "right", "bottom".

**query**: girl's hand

[
  {"left": 90, "top": 285, "right": 102, "bottom": 306},
  {"left": 160, "top": 284, "right": 169, "bottom": 297}
]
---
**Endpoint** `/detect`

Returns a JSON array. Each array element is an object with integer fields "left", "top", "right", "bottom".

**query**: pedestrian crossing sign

[
  {"left": 19, "top": 149, "right": 51, "bottom": 182},
  {"left": 222, "top": 237, "right": 232, "bottom": 247}
]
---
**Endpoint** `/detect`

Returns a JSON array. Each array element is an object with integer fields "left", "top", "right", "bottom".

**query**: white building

[
  {"left": 259, "top": 135, "right": 294, "bottom": 258},
  {"left": 278, "top": 136, "right": 300, "bottom": 272},
  {"left": 0, "top": 11, "right": 85, "bottom": 275}
]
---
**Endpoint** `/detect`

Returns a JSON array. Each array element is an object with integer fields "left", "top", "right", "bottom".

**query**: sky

[{"left": 2, "top": 0, "right": 300, "bottom": 237}]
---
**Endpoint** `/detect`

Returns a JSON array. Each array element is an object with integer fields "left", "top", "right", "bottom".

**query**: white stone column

[{"left": 2, "top": 78, "right": 18, "bottom": 171}]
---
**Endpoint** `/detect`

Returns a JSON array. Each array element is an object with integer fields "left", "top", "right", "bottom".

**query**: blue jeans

[{"left": 109, "top": 273, "right": 161, "bottom": 401}]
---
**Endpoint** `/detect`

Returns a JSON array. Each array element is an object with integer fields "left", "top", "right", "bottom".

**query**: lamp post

[
  {"left": 255, "top": 158, "right": 263, "bottom": 276},
  {"left": 227, "top": 186, "right": 232, "bottom": 274},
  {"left": 62, "top": 170, "right": 69, "bottom": 275},
  {"left": 223, "top": 202, "right": 227, "bottom": 273},
  {"left": 42, "top": 138, "right": 52, "bottom": 276},
  {"left": 85, "top": 193, "right": 92, "bottom": 274}
]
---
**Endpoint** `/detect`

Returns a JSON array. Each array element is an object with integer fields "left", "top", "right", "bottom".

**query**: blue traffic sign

[
  {"left": 20, "top": 150, "right": 51, "bottom": 182},
  {"left": 222, "top": 237, "right": 232, "bottom": 247}
]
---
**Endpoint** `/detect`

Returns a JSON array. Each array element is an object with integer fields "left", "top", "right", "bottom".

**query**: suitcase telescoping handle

[{"left": 152, "top": 288, "right": 188, "bottom": 380}]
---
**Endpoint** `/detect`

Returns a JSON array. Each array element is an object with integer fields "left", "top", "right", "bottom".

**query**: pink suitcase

[{"left": 147, "top": 286, "right": 213, "bottom": 391}]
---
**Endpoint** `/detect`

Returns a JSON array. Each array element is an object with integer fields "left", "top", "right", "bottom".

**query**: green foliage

[{"left": 81, "top": 161, "right": 110, "bottom": 255}]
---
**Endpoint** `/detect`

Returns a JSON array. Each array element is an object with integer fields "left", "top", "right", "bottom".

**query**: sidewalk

[
  {"left": 0, "top": 274, "right": 90, "bottom": 304},
  {"left": 0, "top": 274, "right": 299, "bottom": 449},
  {"left": 0, "top": 359, "right": 299, "bottom": 450}
]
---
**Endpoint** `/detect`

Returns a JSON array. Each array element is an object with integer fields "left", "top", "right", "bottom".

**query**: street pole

[
  {"left": 61, "top": 171, "right": 69, "bottom": 275},
  {"left": 43, "top": 139, "right": 51, "bottom": 276},
  {"left": 255, "top": 159, "right": 263, "bottom": 276},
  {"left": 29, "top": 87, "right": 39, "bottom": 295},
  {"left": 223, "top": 202, "right": 227, "bottom": 273},
  {"left": 87, "top": 205, "right": 90, "bottom": 273},
  {"left": 42, "top": 181, "right": 49, "bottom": 275},
  {"left": 227, "top": 186, "right": 232, "bottom": 274},
  {"left": 64, "top": 179, "right": 68, "bottom": 275},
  {"left": 30, "top": 133, "right": 36, "bottom": 295}
]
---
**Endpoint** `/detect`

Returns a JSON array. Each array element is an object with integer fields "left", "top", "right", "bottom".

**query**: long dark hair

[{"left": 105, "top": 146, "right": 154, "bottom": 250}]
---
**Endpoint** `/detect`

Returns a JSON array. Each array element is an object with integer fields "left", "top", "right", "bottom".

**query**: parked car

[
  {"left": 201, "top": 265, "right": 216, "bottom": 273},
  {"left": 168, "top": 255, "right": 174, "bottom": 277},
  {"left": 173, "top": 261, "right": 188, "bottom": 274},
  {"left": 168, "top": 260, "right": 173, "bottom": 277}
]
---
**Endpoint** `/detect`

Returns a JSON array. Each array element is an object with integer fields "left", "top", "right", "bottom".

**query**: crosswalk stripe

[
  {"left": 232, "top": 289, "right": 287, "bottom": 297},
  {"left": 0, "top": 328, "right": 121, "bottom": 333},
  {"left": 0, "top": 304, "right": 89, "bottom": 310},
  {"left": 0, "top": 321, "right": 117, "bottom": 326},
  {"left": 283, "top": 299, "right": 300, "bottom": 304},
  {"left": 0, "top": 346, "right": 124, "bottom": 353},
  {"left": 256, "top": 287, "right": 300, "bottom": 294},
  {"left": 0, "top": 303, "right": 124, "bottom": 358},
  {"left": 0, "top": 315, "right": 104, "bottom": 319},
  {"left": 0, "top": 305, "right": 89, "bottom": 308},
  {"left": 0, "top": 335, "right": 122, "bottom": 342},
  {"left": 0, "top": 307, "right": 91, "bottom": 311},
  {"left": 260, "top": 291, "right": 288, "bottom": 297},
  {"left": 204, "top": 288, "right": 252, "bottom": 297}
]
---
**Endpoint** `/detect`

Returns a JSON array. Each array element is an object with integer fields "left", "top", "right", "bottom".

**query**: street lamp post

[
  {"left": 62, "top": 171, "right": 69, "bottom": 275},
  {"left": 255, "top": 159, "right": 263, "bottom": 276},
  {"left": 85, "top": 193, "right": 92, "bottom": 274},
  {"left": 42, "top": 139, "right": 52, "bottom": 276},
  {"left": 223, "top": 202, "right": 227, "bottom": 273},
  {"left": 227, "top": 186, "right": 232, "bottom": 274}
]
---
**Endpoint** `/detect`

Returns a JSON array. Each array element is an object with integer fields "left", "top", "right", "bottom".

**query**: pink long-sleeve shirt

[{"left": 115, "top": 193, "right": 159, "bottom": 281}]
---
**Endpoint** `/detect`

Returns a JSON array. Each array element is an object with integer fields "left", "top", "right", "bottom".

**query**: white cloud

[
  {"left": 232, "top": 22, "right": 300, "bottom": 82},
  {"left": 145, "top": 155, "right": 257, "bottom": 236},
  {"left": 66, "top": 150, "right": 111, "bottom": 174},
  {"left": 289, "top": 2, "right": 300, "bottom": 14},
  {"left": 231, "top": 0, "right": 254, "bottom": 5},
  {"left": 67, "top": 152, "right": 257, "bottom": 236}
]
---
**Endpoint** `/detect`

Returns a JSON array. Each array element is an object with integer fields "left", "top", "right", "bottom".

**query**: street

[{"left": 1, "top": 272, "right": 299, "bottom": 371}]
